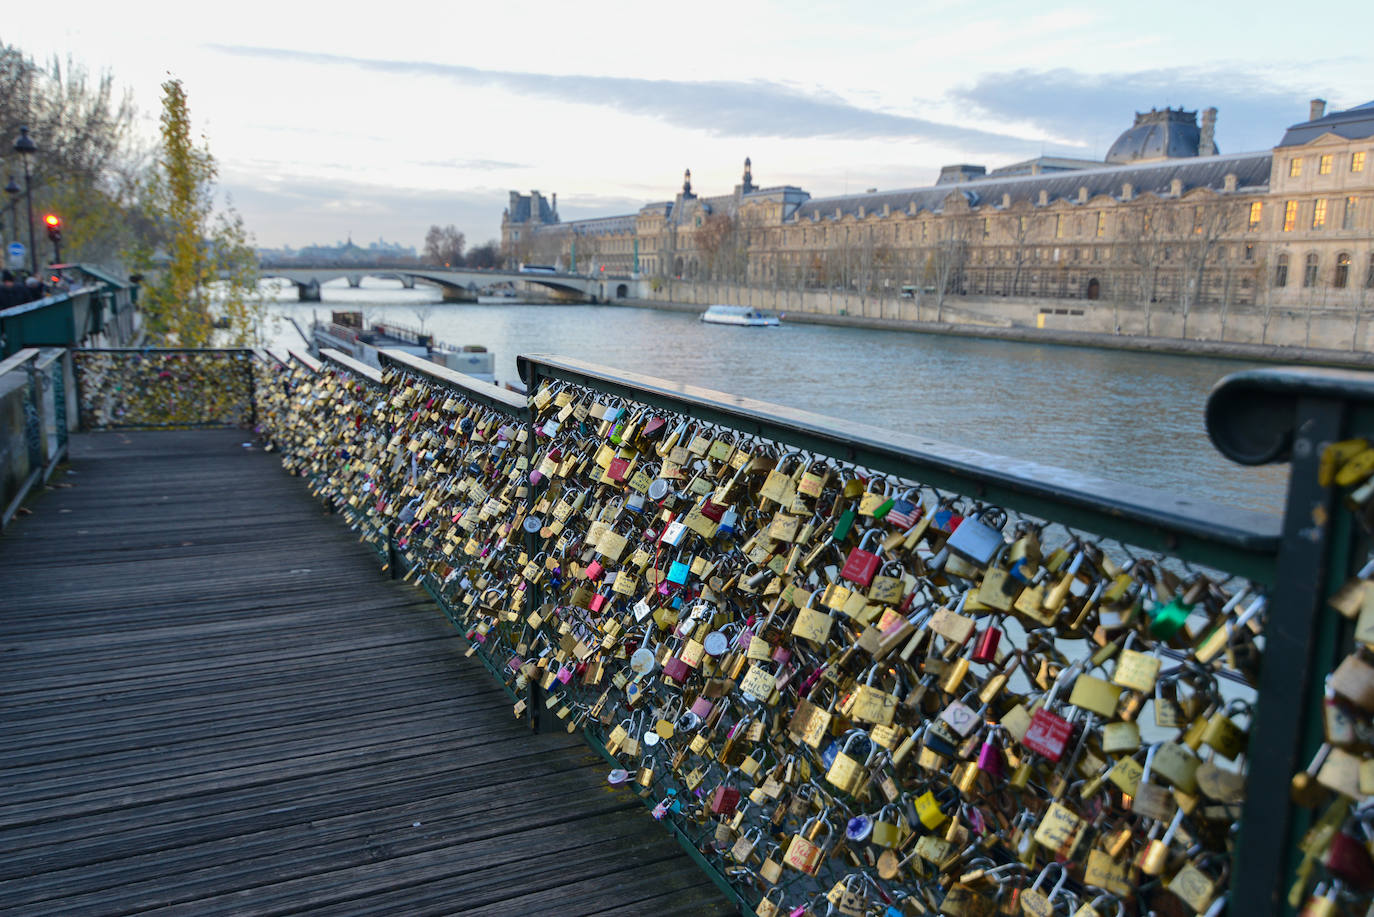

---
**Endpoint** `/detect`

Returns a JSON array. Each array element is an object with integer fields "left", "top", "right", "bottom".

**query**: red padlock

[
  {"left": 700, "top": 499, "right": 727, "bottom": 522},
  {"left": 662, "top": 655, "right": 691, "bottom": 682},
  {"left": 1022, "top": 707, "right": 1074, "bottom": 761},
  {"left": 709, "top": 783, "right": 741, "bottom": 816},
  {"left": 584, "top": 560, "right": 604, "bottom": 580},
  {"left": 607, "top": 456, "right": 631, "bottom": 481},
  {"left": 1327, "top": 828, "right": 1374, "bottom": 889},
  {"left": 841, "top": 531, "right": 883, "bottom": 587},
  {"left": 971, "top": 625, "right": 1002, "bottom": 664}
]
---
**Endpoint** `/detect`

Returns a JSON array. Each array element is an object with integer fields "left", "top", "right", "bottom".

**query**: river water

[{"left": 260, "top": 279, "right": 1290, "bottom": 515}]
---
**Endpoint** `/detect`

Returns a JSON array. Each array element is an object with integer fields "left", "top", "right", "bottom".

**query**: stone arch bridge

[{"left": 258, "top": 264, "right": 640, "bottom": 304}]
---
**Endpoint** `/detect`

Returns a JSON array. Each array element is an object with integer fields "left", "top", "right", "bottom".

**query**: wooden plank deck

[{"left": 0, "top": 430, "right": 736, "bottom": 917}]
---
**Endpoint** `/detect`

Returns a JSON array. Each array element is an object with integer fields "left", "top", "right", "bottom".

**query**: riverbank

[{"left": 620, "top": 297, "right": 1374, "bottom": 369}]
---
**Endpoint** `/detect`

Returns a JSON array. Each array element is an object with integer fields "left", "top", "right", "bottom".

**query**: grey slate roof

[
  {"left": 1278, "top": 100, "right": 1374, "bottom": 147},
  {"left": 792, "top": 152, "right": 1272, "bottom": 222},
  {"left": 1107, "top": 117, "right": 1202, "bottom": 164}
]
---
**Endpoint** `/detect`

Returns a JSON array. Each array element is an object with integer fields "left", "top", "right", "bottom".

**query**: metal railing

[
  {"left": 72, "top": 348, "right": 256, "bottom": 430},
  {"left": 0, "top": 347, "right": 69, "bottom": 528},
  {"left": 256, "top": 345, "right": 1343, "bottom": 915},
  {"left": 31, "top": 343, "right": 1374, "bottom": 915}
]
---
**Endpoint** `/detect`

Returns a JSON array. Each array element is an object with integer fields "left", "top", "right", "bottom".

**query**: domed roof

[{"left": 1106, "top": 108, "right": 1203, "bottom": 164}]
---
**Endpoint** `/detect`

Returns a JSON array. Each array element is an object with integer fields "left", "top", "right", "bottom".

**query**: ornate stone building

[{"left": 501, "top": 100, "right": 1374, "bottom": 314}]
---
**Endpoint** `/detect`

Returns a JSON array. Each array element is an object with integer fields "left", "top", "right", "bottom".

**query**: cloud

[
  {"left": 417, "top": 158, "right": 531, "bottom": 171},
  {"left": 209, "top": 44, "right": 1039, "bottom": 153},
  {"left": 220, "top": 173, "right": 512, "bottom": 249},
  {"left": 952, "top": 67, "right": 1320, "bottom": 154}
]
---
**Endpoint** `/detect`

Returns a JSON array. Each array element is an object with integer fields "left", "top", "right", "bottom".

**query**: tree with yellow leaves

[{"left": 138, "top": 78, "right": 262, "bottom": 346}]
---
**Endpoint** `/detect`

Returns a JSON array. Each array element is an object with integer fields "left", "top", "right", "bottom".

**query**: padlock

[
  {"left": 1020, "top": 863, "right": 1069, "bottom": 917},
  {"left": 841, "top": 529, "right": 884, "bottom": 587}
]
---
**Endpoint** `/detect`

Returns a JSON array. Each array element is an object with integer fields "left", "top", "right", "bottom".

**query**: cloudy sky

[{"left": 6, "top": 0, "right": 1372, "bottom": 250}]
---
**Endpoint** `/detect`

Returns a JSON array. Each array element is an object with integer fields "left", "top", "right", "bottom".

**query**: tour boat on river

[
  {"left": 700, "top": 305, "right": 781, "bottom": 327},
  {"left": 311, "top": 311, "right": 496, "bottom": 382}
]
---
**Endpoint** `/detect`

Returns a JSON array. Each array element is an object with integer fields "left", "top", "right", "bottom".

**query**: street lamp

[
  {"left": 4, "top": 176, "right": 19, "bottom": 266},
  {"left": 14, "top": 126, "right": 38, "bottom": 276}
]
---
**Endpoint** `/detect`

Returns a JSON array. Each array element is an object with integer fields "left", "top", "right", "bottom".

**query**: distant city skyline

[{"left": 7, "top": 0, "right": 1372, "bottom": 249}]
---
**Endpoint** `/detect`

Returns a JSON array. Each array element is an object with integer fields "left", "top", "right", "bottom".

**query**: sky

[{"left": 5, "top": 1, "right": 1373, "bottom": 251}]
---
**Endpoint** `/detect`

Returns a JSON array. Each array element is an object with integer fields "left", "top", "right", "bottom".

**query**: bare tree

[
  {"left": 466, "top": 239, "right": 500, "bottom": 269},
  {"left": 930, "top": 219, "right": 970, "bottom": 321},
  {"left": 1116, "top": 199, "right": 1170, "bottom": 336},
  {"left": 424, "top": 225, "right": 465, "bottom": 266},
  {"left": 1176, "top": 198, "right": 1242, "bottom": 339},
  {"left": 1006, "top": 208, "right": 1043, "bottom": 296}
]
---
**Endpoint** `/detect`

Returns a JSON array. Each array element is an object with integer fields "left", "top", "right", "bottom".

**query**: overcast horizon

[{"left": 6, "top": 0, "right": 1372, "bottom": 251}]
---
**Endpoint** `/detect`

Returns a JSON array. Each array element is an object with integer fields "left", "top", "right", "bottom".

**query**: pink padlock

[
  {"left": 977, "top": 728, "right": 1005, "bottom": 778},
  {"left": 585, "top": 560, "right": 604, "bottom": 580},
  {"left": 771, "top": 645, "right": 792, "bottom": 666},
  {"left": 690, "top": 696, "right": 714, "bottom": 718}
]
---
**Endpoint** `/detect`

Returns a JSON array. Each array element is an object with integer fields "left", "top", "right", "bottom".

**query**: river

[{"left": 259, "top": 279, "right": 1290, "bottom": 516}]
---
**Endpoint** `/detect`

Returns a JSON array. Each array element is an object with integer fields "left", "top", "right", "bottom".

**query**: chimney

[
  {"left": 1310, "top": 98, "right": 1327, "bottom": 121},
  {"left": 1199, "top": 107, "right": 1217, "bottom": 156}
]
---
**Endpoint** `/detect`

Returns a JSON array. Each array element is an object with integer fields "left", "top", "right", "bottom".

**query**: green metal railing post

[{"left": 1206, "top": 370, "right": 1374, "bottom": 915}]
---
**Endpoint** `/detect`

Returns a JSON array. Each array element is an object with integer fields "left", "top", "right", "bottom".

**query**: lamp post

[
  {"left": 4, "top": 176, "right": 19, "bottom": 268},
  {"left": 14, "top": 126, "right": 38, "bottom": 276}
]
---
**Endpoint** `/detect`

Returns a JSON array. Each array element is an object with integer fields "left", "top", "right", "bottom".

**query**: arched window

[
  {"left": 1303, "top": 253, "right": 1319, "bottom": 288},
  {"left": 1274, "top": 253, "right": 1289, "bottom": 287},
  {"left": 1335, "top": 253, "right": 1351, "bottom": 289}
]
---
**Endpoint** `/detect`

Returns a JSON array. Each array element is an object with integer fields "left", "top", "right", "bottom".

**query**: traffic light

[{"left": 43, "top": 214, "right": 61, "bottom": 263}]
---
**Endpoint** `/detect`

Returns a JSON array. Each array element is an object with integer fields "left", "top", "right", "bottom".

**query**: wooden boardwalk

[{"left": 0, "top": 430, "right": 736, "bottom": 917}]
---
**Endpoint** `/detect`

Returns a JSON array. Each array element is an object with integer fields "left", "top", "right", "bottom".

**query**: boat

[
  {"left": 311, "top": 311, "right": 496, "bottom": 383},
  {"left": 700, "top": 305, "right": 780, "bottom": 326}
]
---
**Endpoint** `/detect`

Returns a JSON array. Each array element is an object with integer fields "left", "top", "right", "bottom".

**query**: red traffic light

[{"left": 44, "top": 213, "right": 60, "bottom": 228}]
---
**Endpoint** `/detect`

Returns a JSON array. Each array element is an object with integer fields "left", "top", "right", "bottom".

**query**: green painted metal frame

[{"left": 1206, "top": 371, "right": 1374, "bottom": 916}]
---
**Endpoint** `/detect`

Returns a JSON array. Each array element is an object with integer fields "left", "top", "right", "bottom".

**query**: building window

[
  {"left": 1313, "top": 199, "right": 1328, "bottom": 230},
  {"left": 1320, "top": 154, "right": 1333, "bottom": 175},
  {"left": 1283, "top": 200, "right": 1298, "bottom": 231},
  {"left": 1055, "top": 215, "right": 1063, "bottom": 238},
  {"left": 1275, "top": 254, "right": 1289, "bottom": 287},
  {"left": 1095, "top": 212, "right": 1105, "bottom": 237},
  {"left": 1335, "top": 253, "right": 1351, "bottom": 288},
  {"left": 982, "top": 218, "right": 989, "bottom": 238},
  {"left": 1367, "top": 254, "right": 1374, "bottom": 289},
  {"left": 1304, "top": 253, "right": 1319, "bottom": 287},
  {"left": 921, "top": 223, "right": 928, "bottom": 243},
  {"left": 1248, "top": 201, "right": 1263, "bottom": 230},
  {"left": 1355, "top": 152, "right": 1367, "bottom": 173},
  {"left": 1290, "top": 158, "right": 1303, "bottom": 177},
  {"left": 1345, "top": 196, "right": 1358, "bottom": 230},
  {"left": 1244, "top": 243, "right": 1255, "bottom": 262}
]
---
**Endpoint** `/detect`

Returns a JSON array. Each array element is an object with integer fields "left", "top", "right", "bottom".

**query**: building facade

[{"left": 500, "top": 101, "right": 1374, "bottom": 315}]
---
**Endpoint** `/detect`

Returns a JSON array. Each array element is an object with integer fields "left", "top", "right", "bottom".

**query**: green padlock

[
  {"left": 833, "top": 507, "right": 857, "bottom": 542},
  {"left": 1149, "top": 596, "right": 1191, "bottom": 639}
]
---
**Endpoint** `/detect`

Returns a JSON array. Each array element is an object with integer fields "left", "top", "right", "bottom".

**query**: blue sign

[{"left": 6, "top": 242, "right": 22, "bottom": 261}]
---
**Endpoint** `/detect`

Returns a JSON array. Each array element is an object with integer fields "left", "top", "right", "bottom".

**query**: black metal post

[{"left": 14, "top": 128, "right": 37, "bottom": 277}]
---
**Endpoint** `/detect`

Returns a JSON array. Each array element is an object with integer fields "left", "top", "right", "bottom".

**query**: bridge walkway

[{"left": 0, "top": 430, "right": 735, "bottom": 917}]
